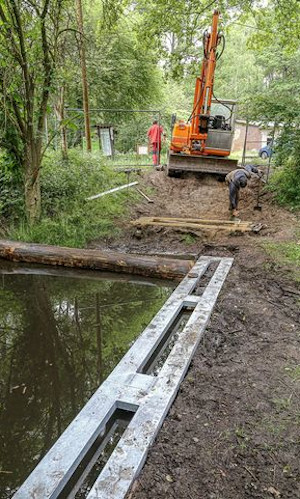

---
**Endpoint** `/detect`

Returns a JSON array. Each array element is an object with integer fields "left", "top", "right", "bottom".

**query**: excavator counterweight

[{"left": 167, "top": 10, "right": 238, "bottom": 177}]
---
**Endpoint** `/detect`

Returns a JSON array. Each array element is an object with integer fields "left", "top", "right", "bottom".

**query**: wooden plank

[
  {"left": 148, "top": 217, "right": 248, "bottom": 226},
  {"left": 131, "top": 217, "right": 253, "bottom": 232},
  {"left": 135, "top": 187, "right": 154, "bottom": 203},
  {"left": 86, "top": 182, "right": 138, "bottom": 200},
  {"left": 0, "top": 240, "right": 194, "bottom": 280},
  {"left": 137, "top": 221, "right": 251, "bottom": 232},
  {"left": 133, "top": 216, "right": 250, "bottom": 225}
]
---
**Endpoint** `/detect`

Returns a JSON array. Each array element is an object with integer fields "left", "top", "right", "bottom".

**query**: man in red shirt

[{"left": 147, "top": 120, "right": 165, "bottom": 166}]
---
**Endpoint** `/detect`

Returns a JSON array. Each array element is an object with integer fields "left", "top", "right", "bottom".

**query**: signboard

[
  {"left": 100, "top": 128, "right": 113, "bottom": 157},
  {"left": 137, "top": 145, "right": 148, "bottom": 155}
]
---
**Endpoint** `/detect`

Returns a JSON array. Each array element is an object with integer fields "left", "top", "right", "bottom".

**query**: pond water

[{"left": 0, "top": 263, "right": 173, "bottom": 499}]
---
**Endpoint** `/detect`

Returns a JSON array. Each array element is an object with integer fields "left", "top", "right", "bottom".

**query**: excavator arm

[
  {"left": 190, "top": 9, "right": 221, "bottom": 149},
  {"left": 168, "top": 10, "right": 238, "bottom": 176}
]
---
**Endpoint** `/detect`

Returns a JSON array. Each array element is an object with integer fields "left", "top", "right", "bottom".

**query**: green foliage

[
  {"left": 214, "top": 25, "right": 264, "bottom": 114},
  {"left": 8, "top": 150, "right": 139, "bottom": 247},
  {"left": 263, "top": 241, "right": 300, "bottom": 281},
  {"left": 181, "top": 233, "right": 196, "bottom": 245},
  {"left": 269, "top": 129, "right": 300, "bottom": 209},
  {"left": 64, "top": 6, "right": 163, "bottom": 114},
  {"left": 240, "top": 3, "right": 300, "bottom": 123},
  {"left": 0, "top": 0, "right": 72, "bottom": 156},
  {"left": 1, "top": 0, "right": 300, "bottom": 229},
  {"left": 0, "top": 150, "right": 23, "bottom": 219},
  {"left": 134, "top": 0, "right": 252, "bottom": 78}
]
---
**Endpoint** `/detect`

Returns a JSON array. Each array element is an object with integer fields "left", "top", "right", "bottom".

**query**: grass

[
  {"left": 7, "top": 149, "right": 141, "bottom": 248},
  {"left": 285, "top": 365, "right": 300, "bottom": 381},
  {"left": 181, "top": 233, "right": 197, "bottom": 245},
  {"left": 262, "top": 241, "right": 300, "bottom": 281}
]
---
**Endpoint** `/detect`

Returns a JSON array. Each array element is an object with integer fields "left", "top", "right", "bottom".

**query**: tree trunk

[
  {"left": 76, "top": 0, "right": 92, "bottom": 152},
  {"left": 0, "top": 239, "right": 194, "bottom": 280},
  {"left": 55, "top": 86, "right": 68, "bottom": 160},
  {"left": 24, "top": 142, "right": 41, "bottom": 224}
]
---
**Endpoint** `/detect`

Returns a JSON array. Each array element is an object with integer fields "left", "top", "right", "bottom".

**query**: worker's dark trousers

[
  {"left": 151, "top": 142, "right": 161, "bottom": 165},
  {"left": 229, "top": 181, "right": 239, "bottom": 210}
]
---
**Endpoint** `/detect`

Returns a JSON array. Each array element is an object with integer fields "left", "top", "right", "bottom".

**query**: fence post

[
  {"left": 242, "top": 118, "right": 249, "bottom": 167},
  {"left": 266, "top": 122, "right": 276, "bottom": 183}
]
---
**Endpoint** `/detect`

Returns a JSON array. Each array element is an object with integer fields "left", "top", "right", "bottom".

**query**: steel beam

[{"left": 13, "top": 256, "right": 233, "bottom": 499}]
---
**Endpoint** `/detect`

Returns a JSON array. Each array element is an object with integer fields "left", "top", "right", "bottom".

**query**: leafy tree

[
  {"left": 134, "top": 0, "right": 255, "bottom": 78},
  {"left": 0, "top": 0, "right": 71, "bottom": 223}
]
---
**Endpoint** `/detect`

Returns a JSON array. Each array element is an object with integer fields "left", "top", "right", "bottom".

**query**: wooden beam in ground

[
  {"left": 86, "top": 182, "right": 138, "bottom": 200},
  {"left": 0, "top": 240, "right": 194, "bottom": 280},
  {"left": 131, "top": 216, "right": 261, "bottom": 233},
  {"left": 135, "top": 187, "right": 154, "bottom": 203}
]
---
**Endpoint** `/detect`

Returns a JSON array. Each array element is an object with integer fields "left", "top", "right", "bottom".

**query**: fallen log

[{"left": 0, "top": 240, "right": 194, "bottom": 280}]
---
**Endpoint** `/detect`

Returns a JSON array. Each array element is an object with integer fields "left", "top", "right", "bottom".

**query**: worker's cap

[{"left": 239, "top": 177, "right": 247, "bottom": 188}]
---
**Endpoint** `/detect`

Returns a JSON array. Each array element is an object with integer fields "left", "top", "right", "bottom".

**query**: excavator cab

[{"left": 205, "top": 99, "right": 237, "bottom": 155}]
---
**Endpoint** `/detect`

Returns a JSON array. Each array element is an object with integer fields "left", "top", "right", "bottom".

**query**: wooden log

[{"left": 0, "top": 240, "right": 194, "bottom": 280}]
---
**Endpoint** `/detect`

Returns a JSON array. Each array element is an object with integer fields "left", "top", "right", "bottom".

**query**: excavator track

[{"left": 166, "top": 152, "right": 238, "bottom": 177}]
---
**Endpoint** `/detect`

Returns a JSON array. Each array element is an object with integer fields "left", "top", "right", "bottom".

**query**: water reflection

[{"left": 0, "top": 265, "right": 173, "bottom": 498}]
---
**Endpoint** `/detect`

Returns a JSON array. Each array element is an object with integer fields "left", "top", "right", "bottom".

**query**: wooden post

[
  {"left": 76, "top": 0, "right": 92, "bottom": 152},
  {"left": 266, "top": 122, "right": 276, "bottom": 183},
  {"left": 242, "top": 118, "right": 249, "bottom": 167}
]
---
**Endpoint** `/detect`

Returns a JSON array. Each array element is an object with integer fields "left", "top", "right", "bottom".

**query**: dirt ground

[
  {"left": 91, "top": 170, "right": 298, "bottom": 255},
  {"left": 95, "top": 171, "right": 300, "bottom": 499}
]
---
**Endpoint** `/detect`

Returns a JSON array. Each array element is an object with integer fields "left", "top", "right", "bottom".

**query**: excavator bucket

[{"left": 166, "top": 152, "right": 238, "bottom": 177}]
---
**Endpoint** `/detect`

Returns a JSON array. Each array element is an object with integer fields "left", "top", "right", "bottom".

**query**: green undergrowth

[
  {"left": 269, "top": 166, "right": 300, "bottom": 210},
  {"left": 268, "top": 128, "right": 300, "bottom": 210},
  {"left": 8, "top": 150, "right": 140, "bottom": 248},
  {"left": 263, "top": 241, "right": 300, "bottom": 282}
]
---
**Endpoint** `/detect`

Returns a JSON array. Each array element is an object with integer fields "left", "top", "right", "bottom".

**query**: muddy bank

[
  {"left": 128, "top": 246, "right": 300, "bottom": 499},
  {"left": 88, "top": 169, "right": 300, "bottom": 499}
]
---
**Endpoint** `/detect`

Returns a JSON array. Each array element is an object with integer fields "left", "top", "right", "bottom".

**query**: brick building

[{"left": 232, "top": 120, "right": 274, "bottom": 153}]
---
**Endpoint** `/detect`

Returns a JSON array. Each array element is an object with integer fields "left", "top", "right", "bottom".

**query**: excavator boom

[{"left": 167, "top": 10, "right": 238, "bottom": 176}]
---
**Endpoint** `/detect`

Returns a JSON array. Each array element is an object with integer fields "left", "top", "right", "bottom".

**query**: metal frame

[
  {"left": 13, "top": 255, "right": 233, "bottom": 499},
  {"left": 65, "top": 108, "right": 162, "bottom": 167}
]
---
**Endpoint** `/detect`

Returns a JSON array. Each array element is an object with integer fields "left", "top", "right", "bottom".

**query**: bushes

[
  {"left": 270, "top": 128, "right": 300, "bottom": 209},
  {"left": 9, "top": 149, "right": 138, "bottom": 247}
]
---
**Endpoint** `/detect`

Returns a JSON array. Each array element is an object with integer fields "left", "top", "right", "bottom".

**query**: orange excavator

[{"left": 167, "top": 10, "right": 238, "bottom": 176}]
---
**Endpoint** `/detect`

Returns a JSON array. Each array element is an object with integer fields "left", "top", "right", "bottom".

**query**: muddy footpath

[{"left": 95, "top": 171, "right": 300, "bottom": 499}]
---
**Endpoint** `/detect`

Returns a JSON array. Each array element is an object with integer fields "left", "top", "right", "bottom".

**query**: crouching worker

[{"left": 225, "top": 168, "right": 251, "bottom": 218}]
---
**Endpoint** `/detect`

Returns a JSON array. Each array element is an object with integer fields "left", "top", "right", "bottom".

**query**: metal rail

[{"left": 13, "top": 255, "right": 233, "bottom": 499}]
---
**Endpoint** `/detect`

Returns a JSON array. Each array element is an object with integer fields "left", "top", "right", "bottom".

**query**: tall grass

[{"left": 8, "top": 149, "right": 139, "bottom": 248}]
